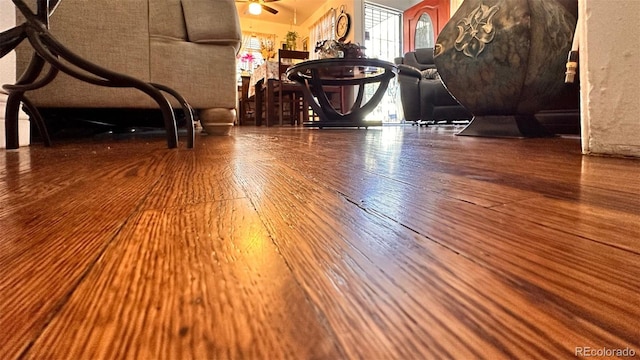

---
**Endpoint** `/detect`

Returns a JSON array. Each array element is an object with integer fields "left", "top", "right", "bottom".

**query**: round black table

[{"left": 286, "top": 58, "right": 397, "bottom": 128}]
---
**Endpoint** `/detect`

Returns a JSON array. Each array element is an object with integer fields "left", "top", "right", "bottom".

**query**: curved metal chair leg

[
  {"left": 0, "top": 24, "right": 27, "bottom": 58},
  {"left": 2, "top": 53, "right": 50, "bottom": 149},
  {"left": 152, "top": 83, "right": 195, "bottom": 149},
  {"left": 3, "top": 0, "right": 193, "bottom": 149},
  {"left": 21, "top": 97, "right": 51, "bottom": 146},
  {"left": 3, "top": 60, "right": 58, "bottom": 147},
  {"left": 27, "top": 29, "right": 179, "bottom": 148},
  {"left": 4, "top": 93, "right": 22, "bottom": 149}
]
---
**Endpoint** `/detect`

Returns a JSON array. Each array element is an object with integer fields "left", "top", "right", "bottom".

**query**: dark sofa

[{"left": 395, "top": 48, "right": 472, "bottom": 125}]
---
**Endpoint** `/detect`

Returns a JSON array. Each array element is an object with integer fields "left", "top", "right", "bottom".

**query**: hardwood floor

[{"left": 1, "top": 125, "right": 638, "bottom": 359}]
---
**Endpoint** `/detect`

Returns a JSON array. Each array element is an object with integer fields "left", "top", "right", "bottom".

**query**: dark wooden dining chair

[
  {"left": 274, "top": 49, "right": 309, "bottom": 125},
  {"left": 238, "top": 75, "right": 255, "bottom": 125}
]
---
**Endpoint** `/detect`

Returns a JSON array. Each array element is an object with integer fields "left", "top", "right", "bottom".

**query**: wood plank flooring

[{"left": 1, "top": 125, "right": 638, "bottom": 359}]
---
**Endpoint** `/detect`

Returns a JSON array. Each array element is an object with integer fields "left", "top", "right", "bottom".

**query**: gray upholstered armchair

[
  {"left": 395, "top": 48, "right": 471, "bottom": 125},
  {"left": 16, "top": 0, "right": 241, "bottom": 135}
]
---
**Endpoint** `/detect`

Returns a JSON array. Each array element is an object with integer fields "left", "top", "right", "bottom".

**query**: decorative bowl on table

[{"left": 314, "top": 40, "right": 366, "bottom": 59}]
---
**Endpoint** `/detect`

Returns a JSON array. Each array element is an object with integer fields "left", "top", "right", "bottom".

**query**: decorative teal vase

[{"left": 434, "top": 0, "right": 577, "bottom": 137}]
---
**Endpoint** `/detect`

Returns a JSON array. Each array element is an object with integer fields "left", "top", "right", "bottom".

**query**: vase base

[{"left": 456, "top": 115, "right": 554, "bottom": 138}]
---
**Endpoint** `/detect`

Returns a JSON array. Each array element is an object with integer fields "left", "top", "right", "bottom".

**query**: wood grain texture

[
  {"left": 1, "top": 126, "right": 638, "bottom": 359},
  {"left": 25, "top": 199, "right": 342, "bottom": 359},
  {"left": 233, "top": 158, "right": 639, "bottom": 358},
  {"left": 0, "top": 142, "right": 172, "bottom": 358}
]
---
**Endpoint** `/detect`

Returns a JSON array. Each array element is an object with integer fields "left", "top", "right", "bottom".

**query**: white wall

[
  {"left": 0, "top": 0, "right": 30, "bottom": 148},
  {"left": 450, "top": 0, "right": 463, "bottom": 14},
  {"left": 579, "top": 0, "right": 640, "bottom": 157}
]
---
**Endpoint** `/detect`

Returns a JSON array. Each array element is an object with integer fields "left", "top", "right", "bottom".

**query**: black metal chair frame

[{"left": 0, "top": 0, "right": 194, "bottom": 149}]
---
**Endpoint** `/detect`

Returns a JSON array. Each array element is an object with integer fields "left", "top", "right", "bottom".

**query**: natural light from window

[{"left": 363, "top": 3, "right": 402, "bottom": 124}]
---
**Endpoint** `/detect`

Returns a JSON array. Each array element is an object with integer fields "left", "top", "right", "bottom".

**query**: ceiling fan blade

[{"left": 262, "top": 4, "right": 278, "bottom": 14}]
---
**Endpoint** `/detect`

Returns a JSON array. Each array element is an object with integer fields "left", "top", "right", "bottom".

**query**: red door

[{"left": 403, "top": 0, "right": 450, "bottom": 53}]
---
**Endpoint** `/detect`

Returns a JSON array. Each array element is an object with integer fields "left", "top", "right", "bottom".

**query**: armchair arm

[
  {"left": 397, "top": 64, "right": 422, "bottom": 79},
  {"left": 181, "top": 0, "right": 241, "bottom": 49}
]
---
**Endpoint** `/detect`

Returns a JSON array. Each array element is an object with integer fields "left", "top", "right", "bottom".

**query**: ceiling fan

[{"left": 236, "top": 0, "right": 280, "bottom": 15}]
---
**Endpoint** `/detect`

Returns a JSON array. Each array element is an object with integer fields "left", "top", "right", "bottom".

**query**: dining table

[{"left": 247, "top": 60, "right": 280, "bottom": 98}]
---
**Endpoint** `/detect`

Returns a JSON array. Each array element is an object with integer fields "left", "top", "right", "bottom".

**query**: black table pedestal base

[{"left": 286, "top": 58, "right": 397, "bottom": 130}]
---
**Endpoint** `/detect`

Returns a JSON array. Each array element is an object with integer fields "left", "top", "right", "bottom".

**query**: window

[
  {"left": 415, "top": 14, "right": 435, "bottom": 49},
  {"left": 236, "top": 32, "right": 276, "bottom": 80},
  {"left": 309, "top": 8, "right": 336, "bottom": 59},
  {"left": 364, "top": 3, "right": 402, "bottom": 61},
  {"left": 364, "top": 3, "right": 402, "bottom": 123}
]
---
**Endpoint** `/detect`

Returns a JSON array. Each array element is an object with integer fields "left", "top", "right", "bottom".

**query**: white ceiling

[{"left": 235, "top": 0, "right": 422, "bottom": 26}]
